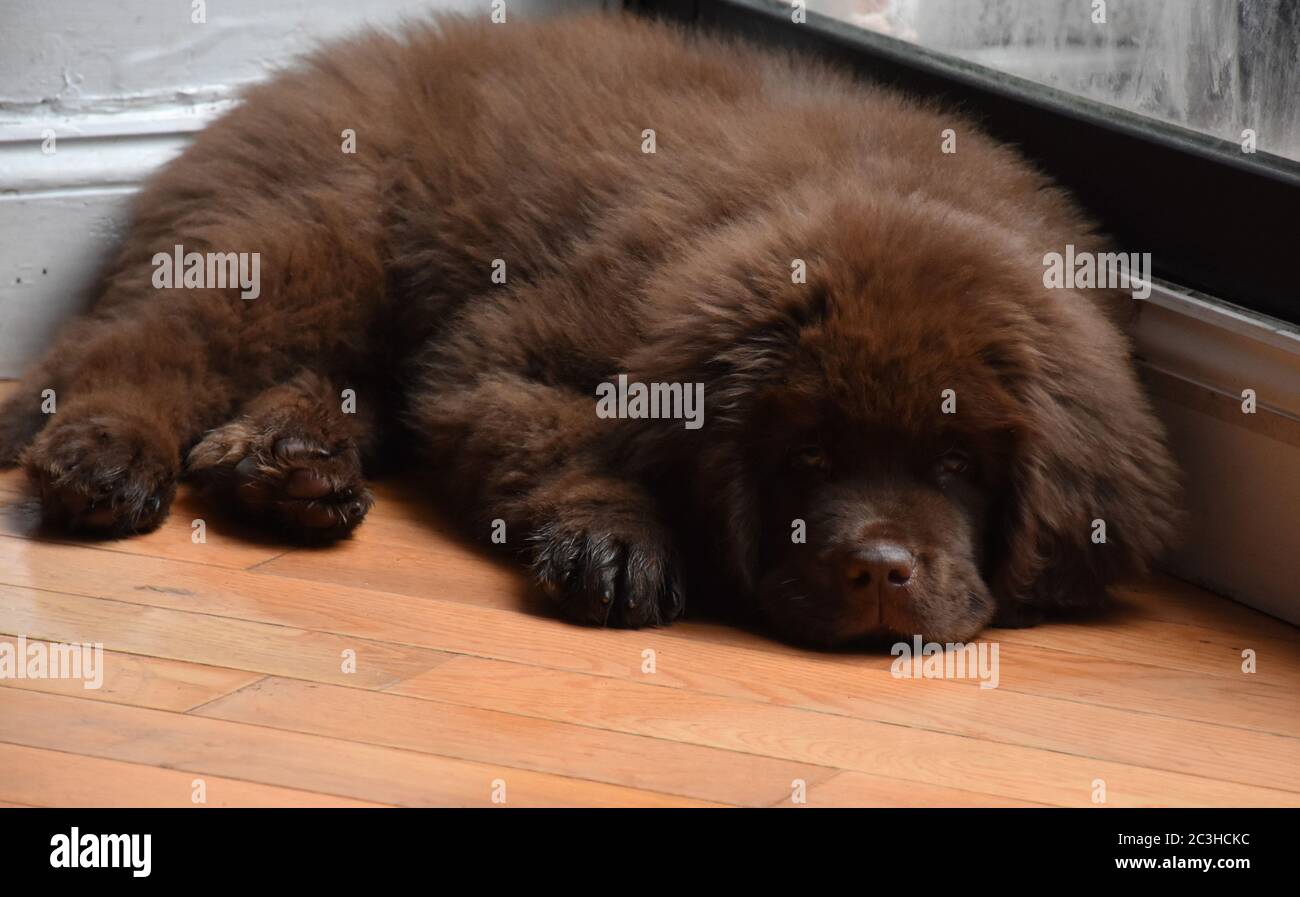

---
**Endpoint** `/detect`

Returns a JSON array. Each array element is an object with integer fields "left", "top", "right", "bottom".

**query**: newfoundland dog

[{"left": 0, "top": 14, "right": 1179, "bottom": 646}]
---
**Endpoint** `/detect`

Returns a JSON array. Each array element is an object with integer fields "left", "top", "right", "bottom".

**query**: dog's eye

[
  {"left": 935, "top": 450, "right": 975, "bottom": 480},
  {"left": 790, "top": 444, "right": 830, "bottom": 471}
]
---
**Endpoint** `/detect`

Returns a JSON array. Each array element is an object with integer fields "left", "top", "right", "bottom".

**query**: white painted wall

[{"left": 0, "top": 0, "right": 603, "bottom": 376}]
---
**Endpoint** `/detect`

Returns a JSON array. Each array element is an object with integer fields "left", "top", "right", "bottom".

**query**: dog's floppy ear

[
  {"left": 616, "top": 272, "right": 828, "bottom": 592},
  {"left": 995, "top": 330, "right": 1180, "bottom": 614}
]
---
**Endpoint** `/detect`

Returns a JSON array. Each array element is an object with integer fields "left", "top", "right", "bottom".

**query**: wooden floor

[{"left": 0, "top": 395, "right": 1297, "bottom": 807}]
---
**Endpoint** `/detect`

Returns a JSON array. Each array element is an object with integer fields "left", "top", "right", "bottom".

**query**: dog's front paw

[{"left": 530, "top": 518, "right": 684, "bottom": 628}]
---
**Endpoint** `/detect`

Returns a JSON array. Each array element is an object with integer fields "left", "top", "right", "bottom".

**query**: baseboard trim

[{"left": 1135, "top": 281, "right": 1300, "bottom": 626}]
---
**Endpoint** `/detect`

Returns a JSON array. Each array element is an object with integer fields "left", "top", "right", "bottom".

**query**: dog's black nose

[{"left": 844, "top": 542, "right": 916, "bottom": 591}]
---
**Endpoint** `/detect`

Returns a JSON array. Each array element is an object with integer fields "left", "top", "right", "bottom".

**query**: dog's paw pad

[{"left": 188, "top": 426, "right": 372, "bottom": 539}]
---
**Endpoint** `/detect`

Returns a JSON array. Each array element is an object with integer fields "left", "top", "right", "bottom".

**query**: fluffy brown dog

[{"left": 0, "top": 14, "right": 1179, "bottom": 646}]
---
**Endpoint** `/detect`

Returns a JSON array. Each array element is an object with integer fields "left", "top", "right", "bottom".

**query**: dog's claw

[{"left": 531, "top": 520, "right": 682, "bottom": 629}]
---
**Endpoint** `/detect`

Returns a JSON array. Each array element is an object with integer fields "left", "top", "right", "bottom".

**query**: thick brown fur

[{"left": 0, "top": 13, "right": 1179, "bottom": 645}]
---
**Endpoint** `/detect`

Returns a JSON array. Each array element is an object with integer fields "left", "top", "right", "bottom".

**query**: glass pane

[{"left": 808, "top": 0, "right": 1300, "bottom": 162}]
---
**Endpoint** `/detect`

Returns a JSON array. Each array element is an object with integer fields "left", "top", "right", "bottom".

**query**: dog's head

[{"left": 626, "top": 190, "right": 1179, "bottom": 647}]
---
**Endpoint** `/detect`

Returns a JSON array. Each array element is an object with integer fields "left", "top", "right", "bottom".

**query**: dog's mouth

[{"left": 755, "top": 566, "right": 995, "bottom": 649}]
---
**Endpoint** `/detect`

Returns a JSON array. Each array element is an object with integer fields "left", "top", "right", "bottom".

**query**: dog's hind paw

[
  {"left": 187, "top": 419, "right": 372, "bottom": 540},
  {"left": 23, "top": 411, "right": 178, "bottom": 535}
]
